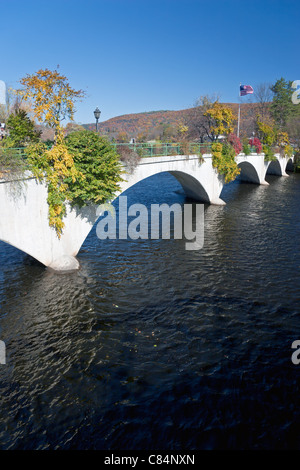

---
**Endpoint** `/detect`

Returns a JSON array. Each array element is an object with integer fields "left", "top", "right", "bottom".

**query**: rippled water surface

[{"left": 0, "top": 171, "right": 300, "bottom": 449}]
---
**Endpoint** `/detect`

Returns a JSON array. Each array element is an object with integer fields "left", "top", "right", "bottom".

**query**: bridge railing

[
  {"left": 2, "top": 143, "right": 268, "bottom": 161},
  {"left": 113, "top": 142, "right": 213, "bottom": 158},
  {"left": 0, "top": 146, "right": 32, "bottom": 179},
  {"left": 0, "top": 147, "right": 28, "bottom": 158},
  {"left": 2, "top": 143, "right": 213, "bottom": 160}
]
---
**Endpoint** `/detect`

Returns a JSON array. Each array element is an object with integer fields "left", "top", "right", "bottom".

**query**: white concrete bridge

[{"left": 0, "top": 152, "right": 294, "bottom": 270}]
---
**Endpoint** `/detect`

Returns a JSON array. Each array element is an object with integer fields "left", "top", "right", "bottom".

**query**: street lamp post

[{"left": 94, "top": 107, "right": 101, "bottom": 132}]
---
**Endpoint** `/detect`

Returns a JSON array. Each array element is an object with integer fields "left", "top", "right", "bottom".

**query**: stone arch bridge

[{"left": 0, "top": 152, "right": 294, "bottom": 270}]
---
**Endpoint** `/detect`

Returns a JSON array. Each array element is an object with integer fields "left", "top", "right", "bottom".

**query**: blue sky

[{"left": 0, "top": 0, "right": 299, "bottom": 123}]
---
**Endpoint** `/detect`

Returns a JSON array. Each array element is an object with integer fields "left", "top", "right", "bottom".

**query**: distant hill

[
  {"left": 82, "top": 103, "right": 261, "bottom": 141},
  {"left": 83, "top": 109, "right": 186, "bottom": 139}
]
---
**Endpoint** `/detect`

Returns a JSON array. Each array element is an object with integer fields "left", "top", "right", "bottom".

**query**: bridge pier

[
  {"left": 48, "top": 255, "right": 80, "bottom": 271},
  {"left": 0, "top": 177, "right": 99, "bottom": 270}
]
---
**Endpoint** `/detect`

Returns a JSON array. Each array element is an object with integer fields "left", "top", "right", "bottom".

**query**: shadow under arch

[
  {"left": 286, "top": 158, "right": 294, "bottom": 172},
  {"left": 120, "top": 170, "right": 211, "bottom": 204},
  {"left": 76, "top": 170, "right": 211, "bottom": 263},
  {"left": 0, "top": 238, "right": 45, "bottom": 267},
  {"left": 167, "top": 170, "right": 210, "bottom": 203},
  {"left": 266, "top": 159, "right": 282, "bottom": 176},
  {"left": 237, "top": 161, "right": 260, "bottom": 184}
]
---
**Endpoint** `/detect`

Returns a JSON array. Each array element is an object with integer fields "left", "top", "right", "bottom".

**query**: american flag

[{"left": 240, "top": 85, "right": 254, "bottom": 96}]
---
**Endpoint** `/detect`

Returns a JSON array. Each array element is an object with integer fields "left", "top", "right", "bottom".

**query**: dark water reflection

[{"left": 0, "top": 171, "right": 300, "bottom": 449}]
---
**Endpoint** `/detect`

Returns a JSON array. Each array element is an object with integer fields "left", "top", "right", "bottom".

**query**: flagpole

[{"left": 237, "top": 82, "right": 241, "bottom": 138}]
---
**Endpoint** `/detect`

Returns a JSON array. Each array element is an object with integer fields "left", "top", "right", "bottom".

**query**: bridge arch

[
  {"left": 286, "top": 158, "right": 294, "bottom": 172},
  {"left": 119, "top": 167, "right": 213, "bottom": 204},
  {"left": 167, "top": 171, "right": 210, "bottom": 203},
  {"left": 266, "top": 159, "right": 283, "bottom": 176},
  {"left": 237, "top": 161, "right": 260, "bottom": 184},
  {"left": 119, "top": 170, "right": 211, "bottom": 203}
]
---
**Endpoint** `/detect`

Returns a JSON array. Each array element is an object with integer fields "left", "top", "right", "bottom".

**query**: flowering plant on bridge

[
  {"left": 271, "top": 129, "right": 293, "bottom": 157},
  {"left": 262, "top": 144, "right": 276, "bottom": 162},
  {"left": 26, "top": 138, "right": 83, "bottom": 235},
  {"left": 211, "top": 141, "right": 240, "bottom": 183},
  {"left": 277, "top": 131, "right": 289, "bottom": 147},
  {"left": 256, "top": 117, "right": 277, "bottom": 146},
  {"left": 276, "top": 131, "right": 293, "bottom": 157},
  {"left": 283, "top": 144, "right": 293, "bottom": 157},
  {"left": 27, "top": 131, "right": 123, "bottom": 235},
  {"left": 227, "top": 134, "right": 242, "bottom": 155},
  {"left": 248, "top": 137, "right": 262, "bottom": 154}
]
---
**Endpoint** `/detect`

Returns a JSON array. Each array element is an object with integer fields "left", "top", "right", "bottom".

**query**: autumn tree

[
  {"left": 255, "top": 116, "right": 277, "bottom": 146},
  {"left": 19, "top": 68, "right": 86, "bottom": 236},
  {"left": 184, "top": 95, "right": 236, "bottom": 142},
  {"left": 116, "top": 131, "right": 129, "bottom": 143},
  {"left": 185, "top": 94, "right": 220, "bottom": 142},
  {"left": 177, "top": 122, "right": 189, "bottom": 141},
  {"left": 136, "top": 131, "right": 148, "bottom": 142},
  {"left": 191, "top": 99, "right": 239, "bottom": 182},
  {"left": 18, "top": 68, "right": 85, "bottom": 141},
  {"left": 203, "top": 102, "right": 236, "bottom": 141}
]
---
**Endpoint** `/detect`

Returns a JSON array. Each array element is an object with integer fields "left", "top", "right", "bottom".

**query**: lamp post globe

[{"left": 94, "top": 107, "right": 101, "bottom": 132}]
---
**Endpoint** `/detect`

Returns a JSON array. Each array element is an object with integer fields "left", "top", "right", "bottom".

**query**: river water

[{"left": 0, "top": 170, "right": 300, "bottom": 450}]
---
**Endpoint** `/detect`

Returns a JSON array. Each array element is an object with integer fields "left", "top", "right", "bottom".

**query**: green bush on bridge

[
  {"left": 64, "top": 130, "right": 123, "bottom": 207},
  {"left": 25, "top": 130, "right": 123, "bottom": 235}
]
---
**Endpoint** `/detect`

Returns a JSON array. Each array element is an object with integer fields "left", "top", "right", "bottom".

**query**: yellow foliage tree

[
  {"left": 178, "top": 122, "right": 189, "bottom": 139},
  {"left": 19, "top": 68, "right": 85, "bottom": 236},
  {"left": 256, "top": 117, "right": 293, "bottom": 157},
  {"left": 256, "top": 116, "right": 277, "bottom": 146},
  {"left": 18, "top": 68, "right": 85, "bottom": 140},
  {"left": 211, "top": 141, "right": 241, "bottom": 183},
  {"left": 277, "top": 131, "right": 289, "bottom": 147},
  {"left": 277, "top": 131, "right": 293, "bottom": 157},
  {"left": 204, "top": 102, "right": 236, "bottom": 141}
]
